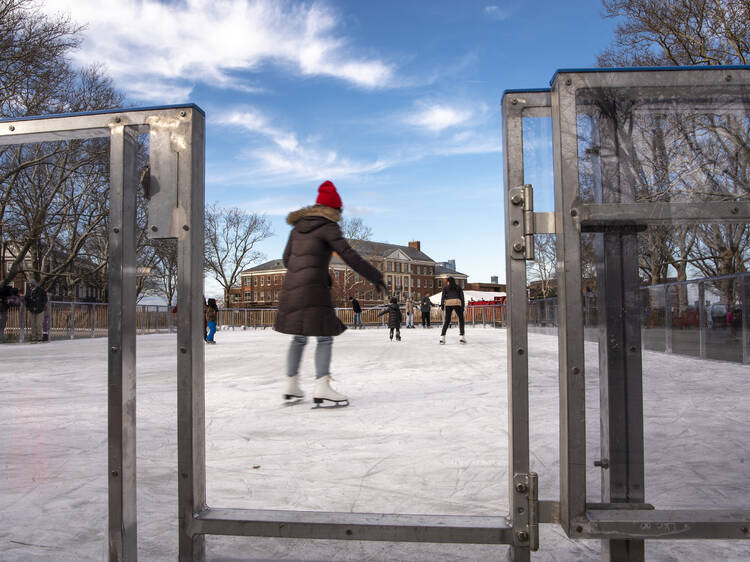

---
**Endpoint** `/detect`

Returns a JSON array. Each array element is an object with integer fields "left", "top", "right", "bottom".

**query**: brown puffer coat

[{"left": 274, "top": 205, "right": 384, "bottom": 336}]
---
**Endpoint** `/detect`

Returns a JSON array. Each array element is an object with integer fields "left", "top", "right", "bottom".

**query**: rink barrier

[{"left": 2, "top": 280, "right": 746, "bottom": 365}]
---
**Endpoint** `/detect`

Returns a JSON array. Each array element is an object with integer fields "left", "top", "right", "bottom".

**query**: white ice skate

[
  {"left": 459, "top": 335, "right": 466, "bottom": 344},
  {"left": 313, "top": 375, "right": 349, "bottom": 408},
  {"left": 283, "top": 376, "right": 304, "bottom": 401},
  {"left": 439, "top": 335, "right": 445, "bottom": 345}
]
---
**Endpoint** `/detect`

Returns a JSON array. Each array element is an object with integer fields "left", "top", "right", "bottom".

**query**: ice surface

[{"left": 1, "top": 327, "right": 749, "bottom": 561}]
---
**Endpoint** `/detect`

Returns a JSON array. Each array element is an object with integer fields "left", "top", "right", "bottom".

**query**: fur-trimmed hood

[{"left": 286, "top": 205, "right": 342, "bottom": 226}]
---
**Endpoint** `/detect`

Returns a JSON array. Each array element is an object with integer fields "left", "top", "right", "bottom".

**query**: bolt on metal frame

[
  {"left": 1, "top": 105, "right": 532, "bottom": 560},
  {"left": 502, "top": 65, "right": 750, "bottom": 560}
]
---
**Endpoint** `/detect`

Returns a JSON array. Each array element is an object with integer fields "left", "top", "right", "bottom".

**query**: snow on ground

[{"left": 1, "top": 327, "right": 749, "bottom": 561}]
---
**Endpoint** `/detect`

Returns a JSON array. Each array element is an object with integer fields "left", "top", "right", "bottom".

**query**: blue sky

[{"left": 44, "top": 0, "right": 619, "bottom": 296}]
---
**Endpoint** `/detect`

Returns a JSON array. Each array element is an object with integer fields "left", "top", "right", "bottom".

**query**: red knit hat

[{"left": 316, "top": 180, "right": 342, "bottom": 209}]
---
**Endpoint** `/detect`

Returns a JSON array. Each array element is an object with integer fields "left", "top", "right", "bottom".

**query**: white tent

[{"left": 428, "top": 289, "right": 506, "bottom": 305}]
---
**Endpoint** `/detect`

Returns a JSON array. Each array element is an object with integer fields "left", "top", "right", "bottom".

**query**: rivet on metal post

[
  {"left": 513, "top": 240, "right": 525, "bottom": 253},
  {"left": 111, "top": 346, "right": 119, "bottom": 353},
  {"left": 594, "top": 458, "right": 610, "bottom": 469},
  {"left": 511, "top": 193, "right": 524, "bottom": 206},
  {"left": 151, "top": 225, "right": 158, "bottom": 232},
  {"left": 565, "top": 78, "right": 572, "bottom": 86},
  {"left": 180, "top": 347, "right": 187, "bottom": 354},
  {"left": 115, "top": 117, "right": 121, "bottom": 123},
  {"left": 515, "top": 482, "right": 528, "bottom": 494},
  {"left": 183, "top": 224, "right": 190, "bottom": 231},
  {"left": 517, "top": 530, "right": 529, "bottom": 542},
  {"left": 180, "top": 110, "right": 187, "bottom": 117},
  {"left": 511, "top": 98, "right": 518, "bottom": 105},
  {"left": 113, "top": 227, "right": 120, "bottom": 233}
]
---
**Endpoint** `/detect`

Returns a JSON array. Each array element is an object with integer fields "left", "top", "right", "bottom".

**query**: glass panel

[
  {"left": 522, "top": 115, "right": 555, "bottom": 212},
  {"left": 576, "top": 85, "right": 750, "bottom": 204}
]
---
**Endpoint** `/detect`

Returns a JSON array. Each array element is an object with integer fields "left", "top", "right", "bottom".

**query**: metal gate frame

[
  {"left": 2, "top": 105, "right": 534, "bottom": 560},
  {"left": 502, "top": 65, "right": 750, "bottom": 560}
]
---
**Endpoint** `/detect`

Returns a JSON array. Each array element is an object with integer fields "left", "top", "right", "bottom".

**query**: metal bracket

[
  {"left": 146, "top": 113, "right": 192, "bottom": 239},
  {"left": 513, "top": 472, "right": 539, "bottom": 551},
  {"left": 509, "top": 185, "right": 535, "bottom": 261}
]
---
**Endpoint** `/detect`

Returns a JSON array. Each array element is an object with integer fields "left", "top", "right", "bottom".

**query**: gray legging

[
  {"left": 441, "top": 306, "right": 465, "bottom": 336},
  {"left": 286, "top": 335, "right": 333, "bottom": 379}
]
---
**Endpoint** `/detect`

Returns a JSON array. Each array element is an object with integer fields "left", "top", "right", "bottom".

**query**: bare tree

[
  {"left": 527, "top": 234, "right": 557, "bottom": 298},
  {"left": 596, "top": 0, "right": 750, "bottom": 299},
  {"left": 599, "top": 0, "right": 749, "bottom": 67},
  {"left": 340, "top": 216, "right": 373, "bottom": 241},
  {"left": 150, "top": 239, "right": 178, "bottom": 307},
  {"left": 204, "top": 203, "right": 273, "bottom": 302},
  {"left": 0, "top": 2, "right": 124, "bottom": 300}
]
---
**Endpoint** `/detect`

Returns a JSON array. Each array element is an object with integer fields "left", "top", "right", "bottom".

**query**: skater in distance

[
  {"left": 420, "top": 295, "right": 435, "bottom": 328},
  {"left": 274, "top": 180, "right": 386, "bottom": 407},
  {"left": 349, "top": 296, "right": 363, "bottom": 329},
  {"left": 377, "top": 297, "right": 402, "bottom": 341},
  {"left": 439, "top": 276, "right": 466, "bottom": 344},
  {"left": 404, "top": 297, "right": 416, "bottom": 328},
  {"left": 204, "top": 298, "right": 218, "bottom": 344}
]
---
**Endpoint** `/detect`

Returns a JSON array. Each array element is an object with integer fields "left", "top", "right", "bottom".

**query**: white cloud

[
  {"left": 485, "top": 5, "right": 511, "bottom": 21},
  {"left": 216, "top": 108, "right": 392, "bottom": 184},
  {"left": 404, "top": 103, "right": 474, "bottom": 132},
  {"left": 43, "top": 0, "right": 395, "bottom": 101}
]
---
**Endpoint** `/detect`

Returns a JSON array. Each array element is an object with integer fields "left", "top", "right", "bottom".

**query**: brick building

[
  {"left": 1, "top": 243, "right": 105, "bottom": 302},
  {"left": 228, "top": 240, "right": 468, "bottom": 309}
]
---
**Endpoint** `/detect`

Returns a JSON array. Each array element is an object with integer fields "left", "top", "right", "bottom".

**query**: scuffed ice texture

[{"left": 1, "top": 328, "right": 749, "bottom": 560}]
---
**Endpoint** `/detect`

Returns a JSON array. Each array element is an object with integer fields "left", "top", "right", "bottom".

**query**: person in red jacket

[{"left": 274, "top": 180, "right": 386, "bottom": 407}]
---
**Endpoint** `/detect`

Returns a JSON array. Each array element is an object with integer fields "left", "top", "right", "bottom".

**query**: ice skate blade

[
  {"left": 312, "top": 398, "right": 349, "bottom": 409},
  {"left": 283, "top": 397, "right": 304, "bottom": 406}
]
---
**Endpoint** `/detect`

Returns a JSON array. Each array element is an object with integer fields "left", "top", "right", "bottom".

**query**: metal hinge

[
  {"left": 509, "top": 184, "right": 557, "bottom": 260},
  {"left": 509, "top": 185, "right": 535, "bottom": 261},
  {"left": 513, "top": 472, "right": 539, "bottom": 551}
]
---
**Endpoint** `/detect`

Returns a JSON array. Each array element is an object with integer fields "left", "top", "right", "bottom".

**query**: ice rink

[{"left": 2, "top": 326, "right": 750, "bottom": 561}]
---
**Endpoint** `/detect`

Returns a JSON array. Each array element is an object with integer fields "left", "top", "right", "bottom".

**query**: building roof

[
  {"left": 435, "top": 264, "right": 468, "bottom": 277},
  {"left": 242, "top": 259, "right": 286, "bottom": 273},
  {"left": 347, "top": 239, "right": 434, "bottom": 262},
  {"left": 243, "top": 240, "right": 435, "bottom": 273}
]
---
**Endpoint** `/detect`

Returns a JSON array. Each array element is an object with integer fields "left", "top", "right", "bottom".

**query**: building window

[
  {"left": 417, "top": 279, "right": 421, "bottom": 288},
  {"left": 437, "top": 280, "right": 442, "bottom": 288},
  {"left": 254, "top": 277, "right": 258, "bottom": 286},
  {"left": 387, "top": 275, "right": 392, "bottom": 286},
  {"left": 429, "top": 280, "right": 433, "bottom": 288},
  {"left": 395, "top": 277, "right": 401, "bottom": 287},
  {"left": 387, "top": 262, "right": 392, "bottom": 272},
  {"left": 404, "top": 276, "right": 408, "bottom": 287},
  {"left": 274, "top": 275, "right": 278, "bottom": 284}
]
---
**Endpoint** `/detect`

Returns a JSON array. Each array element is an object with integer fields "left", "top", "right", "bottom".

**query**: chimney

[{"left": 408, "top": 241, "right": 421, "bottom": 251}]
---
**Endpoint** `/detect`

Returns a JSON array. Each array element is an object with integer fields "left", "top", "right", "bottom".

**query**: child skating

[{"left": 378, "top": 297, "right": 403, "bottom": 341}]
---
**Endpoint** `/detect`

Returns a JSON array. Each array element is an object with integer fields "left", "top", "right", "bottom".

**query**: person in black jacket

[
  {"left": 0, "top": 285, "right": 21, "bottom": 343},
  {"left": 377, "top": 297, "right": 402, "bottom": 341},
  {"left": 274, "top": 180, "right": 386, "bottom": 406},
  {"left": 420, "top": 295, "right": 434, "bottom": 328},
  {"left": 439, "top": 276, "right": 466, "bottom": 344},
  {"left": 349, "top": 296, "right": 363, "bottom": 329},
  {"left": 24, "top": 279, "right": 48, "bottom": 343}
]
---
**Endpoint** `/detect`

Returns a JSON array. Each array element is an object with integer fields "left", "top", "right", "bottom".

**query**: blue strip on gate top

[
  {"left": 0, "top": 103, "right": 205, "bottom": 123},
  {"left": 550, "top": 64, "right": 750, "bottom": 86},
  {"left": 501, "top": 88, "right": 551, "bottom": 100}
]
